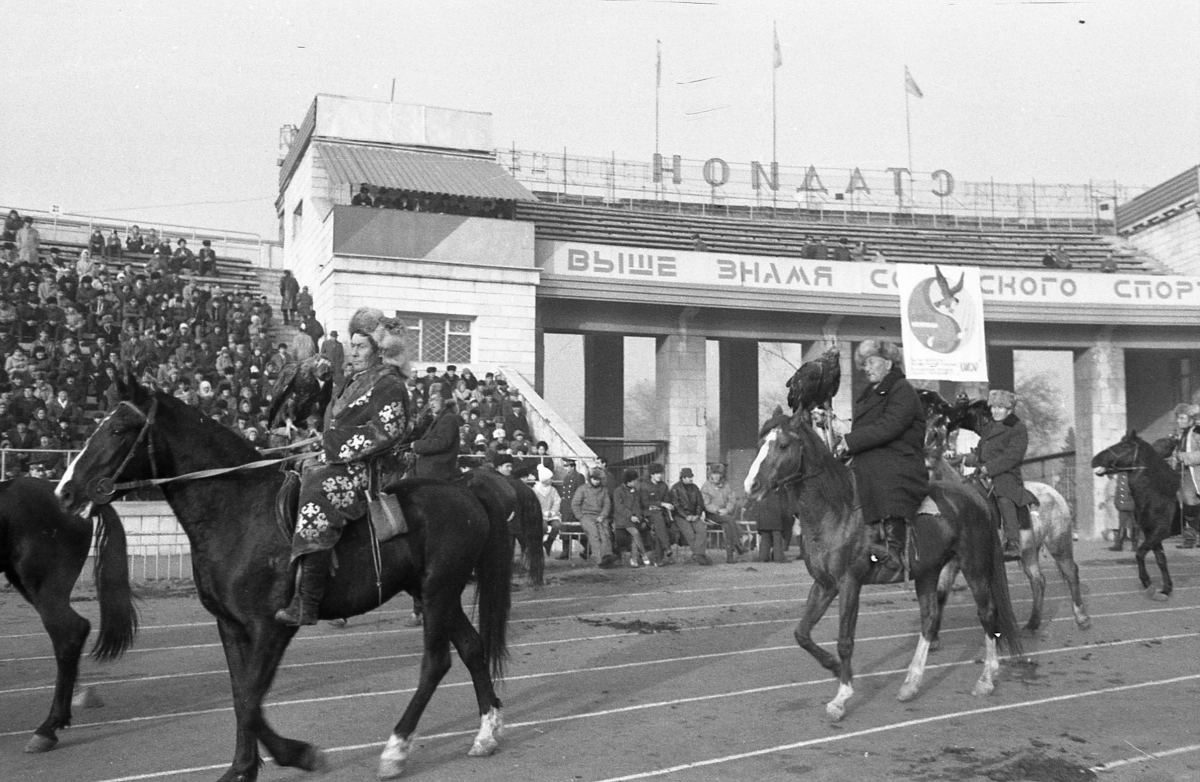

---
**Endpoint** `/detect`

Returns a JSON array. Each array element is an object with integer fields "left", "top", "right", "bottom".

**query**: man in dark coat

[
  {"left": 837, "top": 340, "right": 927, "bottom": 580},
  {"left": 411, "top": 394, "right": 462, "bottom": 481},
  {"left": 320, "top": 330, "right": 345, "bottom": 384},
  {"left": 553, "top": 457, "right": 588, "bottom": 560},
  {"left": 278, "top": 270, "right": 299, "bottom": 324},
  {"left": 668, "top": 467, "right": 713, "bottom": 565},
  {"left": 968, "top": 389, "right": 1035, "bottom": 558}
]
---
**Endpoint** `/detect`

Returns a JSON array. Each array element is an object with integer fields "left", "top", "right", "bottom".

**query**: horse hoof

[
  {"left": 825, "top": 702, "right": 846, "bottom": 721},
  {"left": 972, "top": 681, "right": 995, "bottom": 697},
  {"left": 299, "top": 746, "right": 329, "bottom": 772},
  {"left": 377, "top": 757, "right": 406, "bottom": 779},
  {"left": 378, "top": 734, "right": 413, "bottom": 779},
  {"left": 1076, "top": 616, "right": 1092, "bottom": 631},
  {"left": 897, "top": 685, "right": 919, "bottom": 703},
  {"left": 1152, "top": 591, "right": 1170, "bottom": 602},
  {"left": 72, "top": 686, "right": 103, "bottom": 709},
  {"left": 24, "top": 734, "right": 57, "bottom": 753},
  {"left": 927, "top": 638, "right": 941, "bottom": 652},
  {"left": 469, "top": 737, "right": 499, "bottom": 757}
]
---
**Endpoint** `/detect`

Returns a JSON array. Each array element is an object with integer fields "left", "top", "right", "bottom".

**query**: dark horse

[
  {"left": 56, "top": 380, "right": 515, "bottom": 781},
  {"left": 927, "top": 393, "right": 1090, "bottom": 633},
  {"left": 0, "top": 477, "right": 138, "bottom": 753},
  {"left": 745, "top": 414, "right": 1022, "bottom": 720},
  {"left": 1092, "top": 430, "right": 1179, "bottom": 599}
]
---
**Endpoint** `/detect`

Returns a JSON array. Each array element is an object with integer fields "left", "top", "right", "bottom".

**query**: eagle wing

[{"left": 267, "top": 355, "right": 333, "bottom": 429}]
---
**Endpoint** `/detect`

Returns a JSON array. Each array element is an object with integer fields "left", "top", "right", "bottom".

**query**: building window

[
  {"left": 395, "top": 313, "right": 473, "bottom": 364},
  {"left": 291, "top": 200, "right": 303, "bottom": 241}
]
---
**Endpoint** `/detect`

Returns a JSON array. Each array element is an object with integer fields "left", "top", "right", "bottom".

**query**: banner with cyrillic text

[{"left": 896, "top": 264, "right": 988, "bottom": 382}]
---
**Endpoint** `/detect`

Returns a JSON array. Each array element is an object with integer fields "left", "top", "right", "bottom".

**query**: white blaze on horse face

[
  {"left": 745, "top": 429, "right": 778, "bottom": 494},
  {"left": 56, "top": 407, "right": 116, "bottom": 499}
]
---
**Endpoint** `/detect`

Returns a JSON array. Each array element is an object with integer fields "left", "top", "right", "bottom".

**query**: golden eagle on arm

[
  {"left": 785, "top": 344, "right": 842, "bottom": 419},
  {"left": 267, "top": 355, "right": 334, "bottom": 431},
  {"left": 933, "top": 265, "right": 965, "bottom": 310}
]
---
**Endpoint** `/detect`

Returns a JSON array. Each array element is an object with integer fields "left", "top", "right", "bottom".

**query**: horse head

[
  {"left": 57, "top": 372, "right": 162, "bottom": 516},
  {"left": 1091, "top": 429, "right": 1142, "bottom": 476},
  {"left": 744, "top": 409, "right": 839, "bottom": 502}
]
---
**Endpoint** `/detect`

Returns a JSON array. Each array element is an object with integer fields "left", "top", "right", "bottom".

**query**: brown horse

[{"left": 745, "top": 413, "right": 1022, "bottom": 720}]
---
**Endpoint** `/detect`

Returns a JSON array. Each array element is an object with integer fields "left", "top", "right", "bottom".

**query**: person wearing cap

[
  {"left": 491, "top": 452, "right": 515, "bottom": 477},
  {"left": 836, "top": 340, "right": 927, "bottom": 580},
  {"left": 410, "top": 393, "right": 462, "bottom": 481},
  {"left": 278, "top": 270, "right": 299, "bottom": 324},
  {"left": 572, "top": 467, "right": 616, "bottom": 568},
  {"left": 612, "top": 468, "right": 649, "bottom": 567},
  {"left": 966, "top": 389, "right": 1036, "bottom": 558},
  {"left": 441, "top": 365, "right": 460, "bottom": 395},
  {"left": 701, "top": 463, "right": 749, "bottom": 563},
  {"left": 352, "top": 183, "right": 374, "bottom": 207},
  {"left": 532, "top": 464, "right": 561, "bottom": 555},
  {"left": 668, "top": 467, "right": 713, "bottom": 565},
  {"left": 277, "top": 307, "right": 413, "bottom": 626},
  {"left": 320, "top": 329, "right": 345, "bottom": 384},
  {"left": 552, "top": 457, "right": 588, "bottom": 559},
  {"left": 638, "top": 462, "right": 675, "bottom": 565},
  {"left": 420, "top": 366, "right": 440, "bottom": 397},
  {"left": 1167, "top": 403, "right": 1200, "bottom": 548}
]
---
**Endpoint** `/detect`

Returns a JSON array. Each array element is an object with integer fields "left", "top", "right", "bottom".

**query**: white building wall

[{"left": 1126, "top": 210, "right": 1200, "bottom": 274}]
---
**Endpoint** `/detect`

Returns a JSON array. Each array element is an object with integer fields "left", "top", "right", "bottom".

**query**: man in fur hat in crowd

[
  {"left": 276, "top": 307, "right": 414, "bottom": 626},
  {"left": 966, "top": 389, "right": 1035, "bottom": 558},
  {"left": 1167, "top": 402, "right": 1200, "bottom": 548}
]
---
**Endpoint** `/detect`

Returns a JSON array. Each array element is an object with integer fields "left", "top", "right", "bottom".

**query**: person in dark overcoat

[
  {"left": 966, "top": 389, "right": 1036, "bottom": 557},
  {"left": 748, "top": 488, "right": 791, "bottom": 563},
  {"left": 836, "top": 340, "right": 927, "bottom": 578},
  {"left": 411, "top": 394, "right": 462, "bottom": 481}
]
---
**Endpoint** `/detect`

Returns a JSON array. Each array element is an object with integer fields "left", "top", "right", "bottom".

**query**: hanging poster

[{"left": 897, "top": 263, "right": 988, "bottom": 381}]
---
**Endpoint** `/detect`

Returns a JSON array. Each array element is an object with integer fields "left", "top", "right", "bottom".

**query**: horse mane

[
  {"left": 148, "top": 389, "right": 263, "bottom": 465},
  {"left": 790, "top": 418, "right": 856, "bottom": 515},
  {"left": 1134, "top": 434, "right": 1180, "bottom": 497}
]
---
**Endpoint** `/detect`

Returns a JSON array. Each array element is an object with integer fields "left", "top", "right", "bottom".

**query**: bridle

[
  {"left": 1096, "top": 439, "right": 1146, "bottom": 475},
  {"left": 766, "top": 426, "right": 830, "bottom": 493},
  {"left": 84, "top": 398, "right": 316, "bottom": 506}
]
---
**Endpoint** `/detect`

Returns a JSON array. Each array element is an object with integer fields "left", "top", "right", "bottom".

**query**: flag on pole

[
  {"left": 904, "top": 66, "right": 923, "bottom": 98},
  {"left": 773, "top": 26, "right": 783, "bottom": 68},
  {"left": 656, "top": 39, "right": 662, "bottom": 87}
]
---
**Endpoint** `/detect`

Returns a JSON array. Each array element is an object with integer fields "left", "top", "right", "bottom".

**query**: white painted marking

[
  {"left": 1089, "top": 741, "right": 1200, "bottom": 771},
  {"left": 744, "top": 429, "right": 777, "bottom": 494},
  {"left": 78, "top": 647, "right": 1200, "bottom": 782},
  {"left": 12, "top": 628, "right": 1197, "bottom": 744}
]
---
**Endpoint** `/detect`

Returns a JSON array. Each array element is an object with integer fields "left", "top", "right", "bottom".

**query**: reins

[{"left": 87, "top": 400, "right": 318, "bottom": 505}]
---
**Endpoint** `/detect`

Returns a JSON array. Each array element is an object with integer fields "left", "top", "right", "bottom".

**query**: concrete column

[
  {"left": 583, "top": 334, "right": 624, "bottom": 438},
  {"left": 1073, "top": 339, "right": 1126, "bottom": 539},
  {"left": 986, "top": 345, "right": 1015, "bottom": 392},
  {"left": 719, "top": 339, "right": 758, "bottom": 454},
  {"left": 533, "top": 314, "right": 545, "bottom": 398},
  {"left": 656, "top": 334, "right": 707, "bottom": 480}
]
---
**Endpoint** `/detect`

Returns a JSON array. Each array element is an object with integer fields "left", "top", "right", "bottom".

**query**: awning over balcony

[{"left": 316, "top": 143, "right": 535, "bottom": 202}]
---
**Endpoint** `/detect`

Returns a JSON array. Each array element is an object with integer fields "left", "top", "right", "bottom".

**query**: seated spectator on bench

[
  {"left": 106, "top": 229, "right": 122, "bottom": 259},
  {"left": 197, "top": 240, "right": 217, "bottom": 276},
  {"left": 352, "top": 183, "right": 374, "bottom": 207},
  {"left": 126, "top": 225, "right": 146, "bottom": 254},
  {"left": 89, "top": 228, "right": 106, "bottom": 256}
]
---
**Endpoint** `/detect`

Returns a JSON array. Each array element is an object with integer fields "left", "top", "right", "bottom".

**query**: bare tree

[{"left": 1016, "top": 372, "right": 1068, "bottom": 456}]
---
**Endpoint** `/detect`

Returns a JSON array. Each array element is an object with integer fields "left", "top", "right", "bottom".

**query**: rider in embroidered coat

[{"left": 276, "top": 307, "right": 413, "bottom": 626}]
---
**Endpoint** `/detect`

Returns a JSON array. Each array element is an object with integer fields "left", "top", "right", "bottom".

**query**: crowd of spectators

[
  {"left": 0, "top": 209, "right": 304, "bottom": 479},
  {"left": 350, "top": 184, "right": 515, "bottom": 220}
]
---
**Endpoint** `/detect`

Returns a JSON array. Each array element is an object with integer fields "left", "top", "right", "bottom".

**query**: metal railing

[{"left": 498, "top": 148, "right": 1148, "bottom": 232}]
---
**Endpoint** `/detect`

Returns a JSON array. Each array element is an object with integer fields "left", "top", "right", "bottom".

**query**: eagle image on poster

[{"left": 898, "top": 263, "right": 988, "bottom": 382}]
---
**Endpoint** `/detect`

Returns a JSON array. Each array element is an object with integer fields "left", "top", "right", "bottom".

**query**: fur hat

[
  {"left": 589, "top": 467, "right": 605, "bottom": 481},
  {"left": 855, "top": 339, "right": 903, "bottom": 369},
  {"left": 988, "top": 389, "right": 1017, "bottom": 408},
  {"left": 1173, "top": 403, "right": 1200, "bottom": 420},
  {"left": 536, "top": 465, "right": 554, "bottom": 483},
  {"left": 348, "top": 307, "right": 409, "bottom": 373},
  {"left": 622, "top": 468, "right": 640, "bottom": 483},
  {"left": 679, "top": 467, "right": 694, "bottom": 478}
]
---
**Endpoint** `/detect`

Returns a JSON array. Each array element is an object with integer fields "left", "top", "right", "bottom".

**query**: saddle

[{"left": 273, "top": 466, "right": 408, "bottom": 546}]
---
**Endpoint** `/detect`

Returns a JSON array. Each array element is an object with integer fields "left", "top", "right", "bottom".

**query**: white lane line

[
  {"left": 0, "top": 560, "right": 1168, "bottom": 641},
  {"left": 2, "top": 601, "right": 1194, "bottom": 698},
  {"left": 76, "top": 637, "right": 1200, "bottom": 782},
  {"left": 6, "top": 621, "right": 1195, "bottom": 742},
  {"left": 2, "top": 581, "right": 1196, "bottom": 666},
  {"left": 1090, "top": 741, "right": 1200, "bottom": 772}
]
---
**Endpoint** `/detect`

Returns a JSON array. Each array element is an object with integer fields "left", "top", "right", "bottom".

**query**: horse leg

[
  {"left": 973, "top": 633, "right": 1000, "bottom": 697},
  {"left": 1151, "top": 542, "right": 1173, "bottom": 598},
  {"left": 1048, "top": 548, "right": 1090, "bottom": 630},
  {"left": 445, "top": 606, "right": 504, "bottom": 757},
  {"left": 379, "top": 593, "right": 456, "bottom": 779},
  {"left": 962, "top": 572, "right": 1002, "bottom": 697},
  {"left": 213, "top": 618, "right": 316, "bottom": 782},
  {"left": 1018, "top": 530, "right": 1045, "bottom": 633},
  {"left": 25, "top": 592, "right": 91, "bottom": 753},
  {"left": 898, "top": 572, "right": 941, "bottom": 702},
  {"left": 1134, "top": 532, "right": 1153, "bottom": 590},
  {"left": 927, "top": 559, "right": 960, "bottom": 652},
  {"left": 824, "top": 577, "right": 863, "bottom": 721}
]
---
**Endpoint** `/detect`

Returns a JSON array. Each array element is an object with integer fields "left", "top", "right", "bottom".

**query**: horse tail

[
  {"left": 984, "top": 519, "right": 1023, "bottom": 659},
  {"left": 474, "top": 486, "right": 513, "bottom": 682},
  {"left": 518, "top": 483, "right": 545, "bottom": 586},
  {"left": 89, "top": 504, "right": 139, "bottom": 661}
]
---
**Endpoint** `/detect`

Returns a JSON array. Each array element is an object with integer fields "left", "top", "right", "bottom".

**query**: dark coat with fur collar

[
  {"left": 843, "top": 367, "right": 928, "bottom": 521},
  {"left": 978, "top": 414, "right": 1035, "bottom": 505}
]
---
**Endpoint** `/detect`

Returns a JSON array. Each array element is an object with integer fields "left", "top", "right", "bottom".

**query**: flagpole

[
  {"left": 772, "top": 23, "right": 779, "bottom": 212},
  {"left": 904, "top": 67, "right": 914, "bottom": 210},
  {"left": 655, "top": 39, "right": 661, "bottom": 201}
]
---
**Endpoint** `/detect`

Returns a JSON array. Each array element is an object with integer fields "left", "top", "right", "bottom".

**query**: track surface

[{"left": 2, "top": 540, "right": 1198, "bottom": 782}]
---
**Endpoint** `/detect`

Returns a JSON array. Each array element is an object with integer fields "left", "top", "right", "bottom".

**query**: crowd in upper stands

[
  {"left": 0, "top": 208, "right": 301, "bottom": 480},
  {"left": 350, "top": 184, "right": 515, "bottom": 220}
]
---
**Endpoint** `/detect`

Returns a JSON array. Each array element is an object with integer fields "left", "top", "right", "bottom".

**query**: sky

[{"left": 1, "top": 0, "right": 1198, "bottom": 239}]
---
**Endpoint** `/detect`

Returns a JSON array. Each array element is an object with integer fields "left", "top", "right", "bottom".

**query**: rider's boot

[
  {"left": 1001, "top": 510, "right": 1022, "bottom": 558},
  {"left": 868, "top": 517, "right": 905, "bottom": 581},
  {"left": 275, "top": 549, "right": 332, "bottom": 626}
]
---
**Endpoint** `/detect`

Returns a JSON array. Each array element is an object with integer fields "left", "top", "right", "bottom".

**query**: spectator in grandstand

[
  {"left": 125, "top": 225, "right": 145, "bottom": 253},
  {"left": 197, "top": 240, "right": 218, "bottom": 276},
  {"left": 572, "top": 467, "right": 616, "bottom": 568},
  {"left": 3, "top": 210, "right": 22, "bottom": 243},
  {"left": 668, "top": 467, "right": 712, "bottom": 565},
  {"left": 1100, "top": 252, "right": 1118, "bottom": 274},
  {"left": 173, "top": 239, "right": 196, "bottom": 272},
  {"left": 76, "top": 248, "right": 97, "bottom": 277},
  {"left": 88, "top": 228, "right": 106, "bottom": 256},
  {"left": 105, "top": 230, "right": 122, "bottom": 259},
  {"left": 279, "top": 270, "right": 299, "bottom": 324},
  {"left": 352, "top": 183, "right": 374, "bottom": 207},
  {"left": 691, "top": 233, "right": 710, "bottom": 252},
  {"left": 1042, "top": 244, "right": 1072, "bottom": 270},
  {"left": 410, "top": 392, "right": 462, "bottom": 480},
  {"left": 832, "top": 237, "right": 852, "bottom": 262},
  {"left": 16, "top": 217, "right": 39, "bottom": 265},
  {"left": 701, "top": 464, "right": 748, "bottom": 563},
  {"left": 291, "top": 321, "right": 316, "bottom": 361},
  {"left": 295, "top": 286, "right": 314, "bottom": 321}
]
